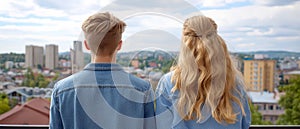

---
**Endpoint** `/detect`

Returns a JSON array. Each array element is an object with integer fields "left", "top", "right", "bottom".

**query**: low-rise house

[
  {"left": 279, "top": 58, "right": 298, "bottom": 71},
  {"left": 0, "top": 82, "right": 16, "bottom": 91},
  {"left": 5, "top": 87, "right": 52, "bottom": 104},
  {"left": 283, "top": 70, "right": 300, "bottom": 83},
  {"left": 248, "top": 91, "right": 284, "bottom": 124}
]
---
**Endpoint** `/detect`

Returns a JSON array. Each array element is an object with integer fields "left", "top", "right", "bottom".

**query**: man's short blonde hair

[{"left": 82, "top": 12, "right": 126, "bottom": 56}]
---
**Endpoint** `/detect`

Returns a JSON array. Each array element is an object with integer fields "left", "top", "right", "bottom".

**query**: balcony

[
  {"left": 0, "top": 125, "right": 48, "bottom": 129},
  {"left": 0, "top": 125, "right": 300, "bottom": 129}
]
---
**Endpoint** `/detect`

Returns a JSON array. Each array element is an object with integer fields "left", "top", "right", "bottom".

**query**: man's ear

[
  {"left": 117, "top": 40, "right": 122, "bottom": 50},
  {"left": 84, "top": 40, "right": 90, "bottom": 50}
]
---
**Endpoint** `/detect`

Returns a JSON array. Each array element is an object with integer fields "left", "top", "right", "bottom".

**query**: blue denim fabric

[
  {"left": 50, "top": 63, "right": 155, "bottom": 129},
  {"left": 155, "top": 72, "right": 251, "bottom": 129}
]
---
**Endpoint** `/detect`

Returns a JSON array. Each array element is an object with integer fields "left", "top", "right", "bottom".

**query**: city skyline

[
  {"left": 0, "top": 0, "right": 300, "bottom": 53},
  {"left": 1, "top": 43, "right": 300, "bottom": 54}
]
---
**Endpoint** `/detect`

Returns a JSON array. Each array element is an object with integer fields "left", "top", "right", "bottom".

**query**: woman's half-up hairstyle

[{"left": 171, "top": 15, "right": 246, "bottom": 124}]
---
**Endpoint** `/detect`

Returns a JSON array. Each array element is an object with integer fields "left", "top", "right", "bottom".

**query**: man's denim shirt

[{"left": 50, "top": 63, "right": 155, "bottom": 129}]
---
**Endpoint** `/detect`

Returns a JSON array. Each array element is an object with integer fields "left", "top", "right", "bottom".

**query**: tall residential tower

[
  {"left": 244, "top": 59, "right": 277, "bottom": 92},
  {"left": 25, "top": 45, "right": 44, "bottom": 68},
  {"left": 45, "top": 44, "right": 59, "bottom": 69},
  {"left": 71, "top": 41, "right": 85, "bottom": 73}
]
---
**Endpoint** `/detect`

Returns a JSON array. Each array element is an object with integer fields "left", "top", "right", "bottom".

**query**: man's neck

[{"left": 92, "top": 55, "right": 116, "bottom": 63}]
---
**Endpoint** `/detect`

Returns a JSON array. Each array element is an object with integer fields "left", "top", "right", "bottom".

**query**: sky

[{"left": 0, "top": 0, "right": 300, "bottom": 53}]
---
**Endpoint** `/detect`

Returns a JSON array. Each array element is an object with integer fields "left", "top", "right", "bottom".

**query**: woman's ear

[{"left": 84, "top": 40, "right": 90, "bottom": 50}]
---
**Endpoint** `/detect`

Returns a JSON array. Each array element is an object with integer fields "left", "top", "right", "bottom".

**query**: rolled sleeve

[{"left": 49, "top": 86, "right": 63, "bottom": 129}]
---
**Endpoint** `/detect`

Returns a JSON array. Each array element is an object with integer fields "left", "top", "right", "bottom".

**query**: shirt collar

[{"left": 83, "top": 63, "right": 124, "bottom": 71}]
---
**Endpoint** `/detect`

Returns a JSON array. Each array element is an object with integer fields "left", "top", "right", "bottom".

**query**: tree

[
  {"left": 0, "top": 64, "right": 4, "bottom": 69},
  {"left": 249, "top": 102, "right": 272, "bottom": 125},
  {"left": 23, "top": 68, "right": 35, "bottom": 87},
  {"left": 38, "top": 79, "right": 50, "bottom": 88},
  {"left": 161, "top": 60, "right": 174, "bottom": 73},
  {"left": 22, "top": 68, "right": 50, "bottom": 88},
  {"left": 52, "top": 72, "right": 60, "bottom": 81},
  {"left": 0, "top": 53, "right": 25, "bottom": 64},
  {"left": 29, "top": 80, "right": 36, "bottom": 87},
  {"left": 277, "top": 76, "right": 300, "bottom": 125},
  {"left": 0, "top": 93, "right": 10, "bottom": 115},
  {"left": 37, "top": 64, "right": 43, "bottom": 70},
  {"left": 36, "top": 74, "right": 45, "bottom": 86}
]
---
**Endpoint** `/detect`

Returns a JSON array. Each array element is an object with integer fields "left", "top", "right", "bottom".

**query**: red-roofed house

[{"left": 0, "top": 98, "right": 50, "bottom": 125}]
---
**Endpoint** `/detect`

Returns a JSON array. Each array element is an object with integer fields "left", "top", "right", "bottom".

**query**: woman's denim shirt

[
  {"left": 50, "top": 63, "right": 155, "bottom": 129},
  {"left": 155, "top": 72, "right": 251, "bottom": 129}
]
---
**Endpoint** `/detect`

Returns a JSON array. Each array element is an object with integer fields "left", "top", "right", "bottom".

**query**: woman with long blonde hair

[{"left": 155, "top": 15, "right": 251, "bottom": 129}]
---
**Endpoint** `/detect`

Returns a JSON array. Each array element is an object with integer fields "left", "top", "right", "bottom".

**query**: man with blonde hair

[{"left": 50, "top": 12, "right": 155, "bottom": 129}]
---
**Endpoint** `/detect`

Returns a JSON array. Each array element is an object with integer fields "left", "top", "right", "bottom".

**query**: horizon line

[{"left": 1, "top": 49, "right": 300, "bottom": 55}]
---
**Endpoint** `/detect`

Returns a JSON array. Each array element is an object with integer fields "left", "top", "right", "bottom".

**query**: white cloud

[
  {"left": 203, "top": 3, "right": 300, "bottom": 29},
  {"left": 201, "top": 2, "right": 300, "bottom": 52},
  {"left": 236, "top": 43, "right": 255, "bottom": 47},
  {"left": 122, "top": 30, "right": 180, "bottom": 52},
  {"left": 0, "top": 0, "right": 300, "bottom": 53},
  {"left": 274, "top": 36, "right": 300, "bottom": 41},
  {"left": 246, "top": 28, "right": 275, "bottom": 36},
  {"left": 99, "top": 0, "right": 200, "bottom": 21},
  {"left": 33, "top": 0, "right": 110, "bottom": 14},
  {"left": 6, "top": 0, "right": 195, "bottom": 52},
  {"left": 0, "top": 0, "right": 86, "bottom": 53},
  {"left": 0, "top": 0, "right": 68, "bottom": 18},
  {"left": 188, "top": 0, "right": 247, "bottom": 7},
  {"left": 252, "top": 0, "right": 300, "bottom": 6},
  {"left": 122, "top": 15, "right": 182, "bottom": 39}
]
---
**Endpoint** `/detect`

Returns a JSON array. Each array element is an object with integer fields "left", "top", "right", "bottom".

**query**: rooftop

[
  {"left": 0, "top": 98, "right": 50, "bottom": 125},
  {"left": 285, "top": 70, "right": 300, "bottom": 75},
  {"left": 248, "top": 91, "right": 281, "bottom": 104}
]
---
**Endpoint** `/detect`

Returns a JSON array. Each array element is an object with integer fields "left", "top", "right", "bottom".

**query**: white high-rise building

[
  {"left": 25, "top": 45, "right": 44, "bottom": 68},
  {"left": 71, "top": 41, "right": 85, "bottom": 73},
  {"left": 45, "top": 44, "right": 59, "bottom": 69},
  {"left": 5, "top": 61, "right": 14, "bottom": 69}
]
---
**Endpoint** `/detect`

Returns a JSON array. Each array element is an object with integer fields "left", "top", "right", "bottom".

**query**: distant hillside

[
  {"left": 234, "top": 51, "right": 300, "bottom": 59},
  {"left": 117, "top": 50, "right": 300, "bottom": 60},
  {"left": 59, "top": 52, "right": 91, "bottom": 64},
  {"left": 117, "top": 50, "right": 178, "bottom": 59},
  {"left": 0, "top": 53, "right": 25, "bottom": 64}
]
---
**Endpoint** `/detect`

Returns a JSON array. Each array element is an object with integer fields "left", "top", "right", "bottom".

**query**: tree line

[{"left": 0, "top": 53, "right": 25, "bottom": 64}]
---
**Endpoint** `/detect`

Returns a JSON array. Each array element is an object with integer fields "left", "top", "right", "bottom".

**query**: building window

[
  {"left": 257, "top": 105, "right": 262, "bottom": 110},
  {"left": 276, "top": 105, "right": 282, "bottom": 110},
  {"left": 269, "top": 105, "right": 274, "bottom": 110},
  {"left": 270, "top": 116, "right": 273, "bottom": 121},
  {"left": 254, "top": 72, "right": 257, "bottom": 77}
]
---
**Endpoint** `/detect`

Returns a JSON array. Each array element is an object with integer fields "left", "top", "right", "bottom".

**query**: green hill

[{"left": 0, "top": 53, "right": 25, "bottom": 64}]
